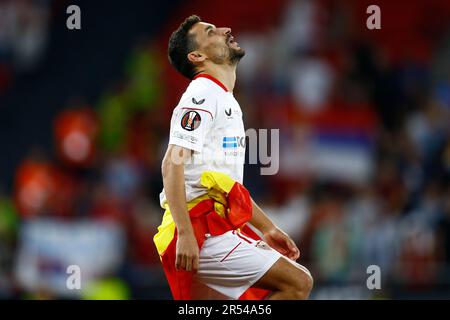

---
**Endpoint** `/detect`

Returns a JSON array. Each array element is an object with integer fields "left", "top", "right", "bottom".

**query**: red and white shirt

[{"left": 160, "top": 74, "right": 246, "bottom": 207}]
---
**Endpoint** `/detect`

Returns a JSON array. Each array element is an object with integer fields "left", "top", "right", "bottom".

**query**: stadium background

[{"left": 0, "top": 0, "right": 449, "bottom": 299}]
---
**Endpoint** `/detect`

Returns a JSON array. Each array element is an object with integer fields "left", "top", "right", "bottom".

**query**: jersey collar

[{"left": 193, "top": 73, "right": 229, "bottom": 92}]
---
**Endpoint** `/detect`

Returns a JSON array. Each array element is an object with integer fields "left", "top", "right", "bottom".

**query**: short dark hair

[{"left": 168, "top": 15, "right": 202, "bottom": 79}]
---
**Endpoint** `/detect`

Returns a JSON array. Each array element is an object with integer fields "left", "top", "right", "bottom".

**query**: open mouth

[{"left": 228, "top": 35, "right": 239, "bottom": 47}]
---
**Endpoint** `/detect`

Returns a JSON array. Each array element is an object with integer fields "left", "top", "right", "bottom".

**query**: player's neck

[{"left": 200, "top": 64, "right": 236, "bottom": 92}]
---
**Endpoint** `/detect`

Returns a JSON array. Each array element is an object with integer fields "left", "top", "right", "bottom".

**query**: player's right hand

[{"left": 175, "top": 233, "right": 199, "bottom": 272}]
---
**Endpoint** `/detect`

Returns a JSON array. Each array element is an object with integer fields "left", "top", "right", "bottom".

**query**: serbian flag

[{"left": 153, "top": 171, "right": 270, "bottom": 300}]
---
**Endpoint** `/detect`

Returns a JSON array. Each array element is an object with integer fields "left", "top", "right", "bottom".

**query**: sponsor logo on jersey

[
  {"left": 224, "top": 107, "right": 241, "bottom": 119},
  {"left": 223, "top": 136, "right": 245, "bottom": 148},
  {"left": 181, "top": 111, "right": 201, "bottom": 131},
  {"left": 192, "top": 97, "right": 205, "bottom": 105}
]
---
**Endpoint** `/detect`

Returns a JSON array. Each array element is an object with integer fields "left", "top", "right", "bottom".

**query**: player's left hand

[{"left": 263, "top": 227, "right": 300, "bottom": 261}]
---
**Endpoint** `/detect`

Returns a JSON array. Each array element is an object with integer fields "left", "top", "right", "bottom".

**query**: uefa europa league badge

[{"left": 181, "top": 110, "right": 201, "bottom": 131}]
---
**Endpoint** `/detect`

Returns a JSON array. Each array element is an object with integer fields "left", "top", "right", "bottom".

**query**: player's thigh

[{"left": 253, "top": 256, "right": 313, "bottom": 292}]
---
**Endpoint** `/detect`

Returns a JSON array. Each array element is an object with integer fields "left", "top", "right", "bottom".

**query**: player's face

[{"left": 190, "top": 22, "right": 245, "bottom": 65}]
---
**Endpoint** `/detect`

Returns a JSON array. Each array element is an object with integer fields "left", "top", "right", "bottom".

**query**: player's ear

[{"left": 187, "top": 51, "right": 206, "bottom": 64}]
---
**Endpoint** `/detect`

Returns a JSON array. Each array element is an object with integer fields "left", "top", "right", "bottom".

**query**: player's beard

[
  {"left": 228, "top": 46, "right": 245, "bottom": 65},
  {"left": 208, "top": 42, "right": 245, "bottom": 66}
]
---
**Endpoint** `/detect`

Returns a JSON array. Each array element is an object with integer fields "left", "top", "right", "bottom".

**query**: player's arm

[
  {"left": 249, "top": 198, "right": 300, "bottom": 260},
  {"left": 161, "top": 144, "right": 199, "bottom": 272}
]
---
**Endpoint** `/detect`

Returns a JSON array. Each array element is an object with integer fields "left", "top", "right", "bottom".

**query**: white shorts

[{"left": 190, "top": 230, "right": 282, "bottom": 300}]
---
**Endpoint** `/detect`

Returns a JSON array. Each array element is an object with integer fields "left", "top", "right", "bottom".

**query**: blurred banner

[{"left": 14, "top": 219, "right": 125, "bottom": 298}]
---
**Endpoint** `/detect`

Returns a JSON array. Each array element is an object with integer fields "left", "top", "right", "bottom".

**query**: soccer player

[{"left": 156, "top": 15, "right": 313, "bottom": 300}]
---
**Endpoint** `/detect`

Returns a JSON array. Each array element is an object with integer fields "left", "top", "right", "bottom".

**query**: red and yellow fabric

[{"left": 153, "top": 171, "right": 270, "bottom": 300}]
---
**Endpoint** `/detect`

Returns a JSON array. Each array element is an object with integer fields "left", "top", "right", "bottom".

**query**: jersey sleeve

[{"left": 168, "top": 91, "right": 216, "bottom": 153}]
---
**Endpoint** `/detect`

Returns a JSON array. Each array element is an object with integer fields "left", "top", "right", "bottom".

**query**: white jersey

[{"left": 160, "top": 74, "right": 246, "bottom": 208}]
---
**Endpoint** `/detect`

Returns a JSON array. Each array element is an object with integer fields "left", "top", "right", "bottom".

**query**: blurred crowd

[
  {"left": 235, "top": 0, "right": 450, "bottom": 298},
  {"left": 0, "top": 41, "right": 169, "bottom": 299},
  {"left": 0, "top": 0, "right": 450, "bottom": 299},
  {"left": 0, "top": 0, "right": 51, "bottom": 94}
]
